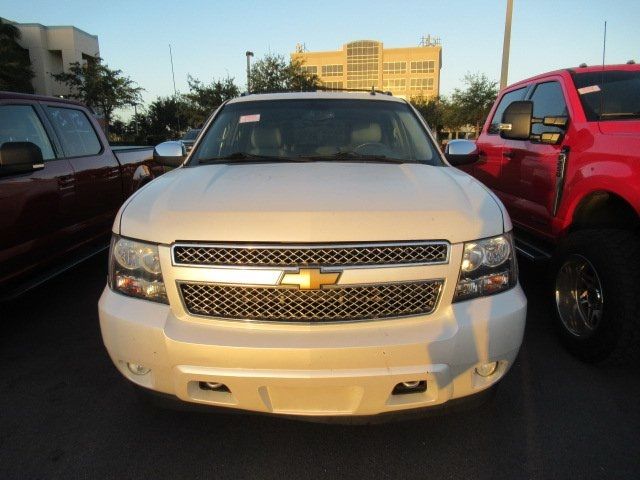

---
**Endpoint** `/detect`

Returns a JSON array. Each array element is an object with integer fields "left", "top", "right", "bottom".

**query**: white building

[{"left": 3, "top": 17, "right": 99, "bottom": 97}]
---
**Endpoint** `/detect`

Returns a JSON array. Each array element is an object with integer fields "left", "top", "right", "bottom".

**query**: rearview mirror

[
  {"left": 153, "top": 141, "right": 185, "bottom": 168},
  {"left": 0, "top": 142, "right": 44, "bottom": 176},
  {"left": 444, "top": 139, "right": 479, "bottom": 166},
  {"left": 499, "top": 101, "right": 533, "bottom": 141}
]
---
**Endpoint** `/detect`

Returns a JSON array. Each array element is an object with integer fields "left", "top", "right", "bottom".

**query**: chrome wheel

[{"left": 555, "top": 254, "right": 604, "bottom": 338}]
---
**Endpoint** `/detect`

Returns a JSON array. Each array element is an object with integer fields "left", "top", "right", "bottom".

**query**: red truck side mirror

[
  {"left": 499, "top": 101, "right": 533, "bottom": 141},
  {"left": 0, "top": 142, "right": 45, "bottom": 176}
]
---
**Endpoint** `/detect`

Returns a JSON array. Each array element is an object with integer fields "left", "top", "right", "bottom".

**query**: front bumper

[{"left": 98, "top": 285, "right": 526, "bottom": 417}]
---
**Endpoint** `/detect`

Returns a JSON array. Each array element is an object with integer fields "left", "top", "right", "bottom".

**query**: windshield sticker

[
  {"left": 577, "top": 85, "right": 601, "bottom": 95},
  {"left": 239, "top": 114, "right": 261, "bottom": 123}
]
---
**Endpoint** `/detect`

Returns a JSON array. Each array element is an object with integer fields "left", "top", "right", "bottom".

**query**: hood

[
  {"left": 598, "top": 120, "right": 640, "bottom": 136},
  {"left": 118, "top": 162, "right": 504, "bottom": 245}
]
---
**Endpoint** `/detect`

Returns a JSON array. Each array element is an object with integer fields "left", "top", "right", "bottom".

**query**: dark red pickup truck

[
  {"left": 0, "top": 92, "right": 166, "bottom": 299},
  {"left": 446, "top": 64, "right": 640, "bottom": 363}
]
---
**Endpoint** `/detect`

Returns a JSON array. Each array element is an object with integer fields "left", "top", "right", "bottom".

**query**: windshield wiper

[
  {"left": 298, "top": 151, "right": 423, "bottom": 164},
  {"left": 198, "top": 152, "right": 310, "bottom": 164}
]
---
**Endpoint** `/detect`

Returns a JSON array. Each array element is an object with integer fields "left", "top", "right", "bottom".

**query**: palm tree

[{"left": 0, "top": 19, "right": 35, "bottom": 93}]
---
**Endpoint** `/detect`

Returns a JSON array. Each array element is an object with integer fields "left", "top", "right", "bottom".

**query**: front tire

[{"left": 551, "top": 229, "right": 640, "bottom": 364}]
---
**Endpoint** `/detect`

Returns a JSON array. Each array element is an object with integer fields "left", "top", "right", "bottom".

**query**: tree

[
  {"left": 248, "top": 53, "right": 319, "bottom": 93},
  {"left": 183, "top": 75, "right": 240, "bottom": 126},
  {"left": 0, "top": 19, "right": 34, "bottom": 93},
  {"left": 141, "top": 95, "right": 191, "bottom": 144},
  {"left": 51, "top": 56, "right": 142, "bottom": 131},
  {"left": 411, "top": 96, "right": 449, "bottom": 138},
  {"left": 449, "top": 73, "right": 498, "bottom": 134}
]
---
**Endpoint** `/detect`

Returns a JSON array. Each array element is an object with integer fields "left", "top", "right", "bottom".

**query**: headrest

[
  {"left": 351, "top": 122, "right": 382, "bottom": 144},
  {"left": 251, "top": 126, "right": 282, "bottom": 149}
]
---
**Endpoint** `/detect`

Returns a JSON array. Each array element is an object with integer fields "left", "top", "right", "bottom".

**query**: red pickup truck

[
  {"left": 445, "top": 64, "right": 640, "bottom": 363},
  {"left": 0, "top": 92, "right": 168, "bottom": 299}
]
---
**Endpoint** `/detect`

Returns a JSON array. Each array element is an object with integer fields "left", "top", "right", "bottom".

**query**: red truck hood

[{"left": 598, "top": 120, "right": 640, "bottom": 136}]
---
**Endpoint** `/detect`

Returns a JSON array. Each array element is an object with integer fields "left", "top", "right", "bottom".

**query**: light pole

[
  {"left": 500, "top": 0, "right": 514, "bottom": 90},
  {"left": 246, "top": 51, "right": 254, "bottom": 93}
]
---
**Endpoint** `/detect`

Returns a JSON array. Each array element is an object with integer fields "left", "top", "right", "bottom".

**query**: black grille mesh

[
  {"left": 180, "top": 281, "right": 443, "bottom": 323},
  {"left": 173, "top": 243, "right": 448, "bottom": 267}
]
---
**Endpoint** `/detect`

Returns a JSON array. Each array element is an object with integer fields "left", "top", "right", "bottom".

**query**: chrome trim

[
  {"left": 176, "top": 278, "right": 445, "bottom": 325},
  {"left": 170, "top": 240, "right": 450, "bottom": 269}
]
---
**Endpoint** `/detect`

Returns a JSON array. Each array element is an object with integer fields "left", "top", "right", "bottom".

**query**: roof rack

[{"left": 240, "top": 87, "right": 393, "bottom": 96}]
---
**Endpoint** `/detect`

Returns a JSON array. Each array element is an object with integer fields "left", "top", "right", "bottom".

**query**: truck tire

[{"left": 551, "top": 229, "right": 640, "bottom": 364}]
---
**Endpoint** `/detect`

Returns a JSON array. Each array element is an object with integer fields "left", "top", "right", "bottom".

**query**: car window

[
  {"left": 46, "top": 107, "right": 102, "bottom": 157},
  {"left": 572, "top": 69, "right": 640, "bottom": 121},
  {"left": 488, "top": 87, "right": 527, "bottom": 134},
  {"left": 529, "top": 81, "right": 568, "bottom": 135},
  {"left": 193, "top": 99, "right": 440, "bottom": 165},
  {"left": 0, "top": 105, "right": 56, "bottom": 160}
]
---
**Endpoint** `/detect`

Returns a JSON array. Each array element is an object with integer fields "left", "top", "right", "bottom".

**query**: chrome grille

[
  {"left": 173, "top": 242, "right": 448, "bottom": 267},
  {"left": 179, "top": 281, "right": 443, "bottom": 323}
]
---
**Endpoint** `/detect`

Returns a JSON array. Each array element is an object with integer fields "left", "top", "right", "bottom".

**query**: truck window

[
  {"left": 192, "top": 99, "right": 441, "bottom": 166},
  {"left": 46, "top": 107, "right": 102, "bottom": 157},
  {"left": 0, "top": 105, "right": 55, "bottom": 160},
  {"left": 572, "top": 70, "right": 640, "bottom": 121},
  {"left": 529, "top": 82, "right": 568, "bottom": 135},
  {"left": 488, "top": 87, "right": 527, "bottom": 134}
]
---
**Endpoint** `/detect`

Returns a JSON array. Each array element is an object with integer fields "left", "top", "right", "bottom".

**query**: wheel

[{"left": 551, "top": 229, "right": 640, "bottom": 364}]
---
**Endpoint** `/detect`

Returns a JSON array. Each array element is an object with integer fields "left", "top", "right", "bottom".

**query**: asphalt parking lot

[{"left": 1, "top": 254, "right": 639, "bottom": 480}]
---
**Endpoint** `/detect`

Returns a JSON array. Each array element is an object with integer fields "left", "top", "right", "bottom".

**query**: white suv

[{"left": 98, "top": 92, "right": 526, "bottom": 419}]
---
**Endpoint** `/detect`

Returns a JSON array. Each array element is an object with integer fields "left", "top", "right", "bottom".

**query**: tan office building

[
  {"left": 291, "top": 37, "right": 442, "bottom": 99},
  {"left": 3, "top": 18, "right": 99, "bottom": 97}
]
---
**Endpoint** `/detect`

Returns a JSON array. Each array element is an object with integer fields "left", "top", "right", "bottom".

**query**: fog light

[
  {"left": 127, "top": 362, "right": 151, "bottom": 376},
  {"left": 401, "top": 381, "right": 421, "bottom": 389},
  {"left": 475, "top": 361, "right": 498, "bottom": 377},
  {"left": 199, "top": 381, "right": 230, "bottom": 392},
  {"left": 392, "top": 380, "right": 427, "bottom": 395}
]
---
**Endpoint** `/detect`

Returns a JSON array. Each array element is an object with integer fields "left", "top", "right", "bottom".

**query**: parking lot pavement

[{"left": 1, "top": 254, "right": 639, "bottom": 480}]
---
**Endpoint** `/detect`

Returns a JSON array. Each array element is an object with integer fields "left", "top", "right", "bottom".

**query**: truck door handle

[{"left": 502, "top": 150, "right": 514, "bottom": 158}]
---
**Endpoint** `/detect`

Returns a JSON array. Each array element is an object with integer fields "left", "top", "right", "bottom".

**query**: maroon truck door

[
  {"left": 471, "top": 86, "right": 529, "bottom": 206},
  {"left": 43, "top": 104, "right": 123, "bottom": 243},
  {"left": 0, "top": 102, "right": 76, "bottom": 287},
  {"left": 501, "top": 80, "right": 569, "bottom": 236}
]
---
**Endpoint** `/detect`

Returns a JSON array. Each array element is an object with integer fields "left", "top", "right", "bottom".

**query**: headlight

[
  {"left": 108, "top": 235, "right": 168, "bottom": 303},
  {"left": 453, "top": 232, "right": 517, "bottom": 302}
]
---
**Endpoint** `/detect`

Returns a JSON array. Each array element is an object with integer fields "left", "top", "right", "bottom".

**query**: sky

[{"left": 3, "top": 0, "right": 640, "bottom": 120}]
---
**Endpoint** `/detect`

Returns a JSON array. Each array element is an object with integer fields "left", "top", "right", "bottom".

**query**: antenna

[
  {"left": 600, "top": 21, "right": 607, "bottom": 120},
  {"left": 169, "top": 44, "right": 181, "bottom": 132}
]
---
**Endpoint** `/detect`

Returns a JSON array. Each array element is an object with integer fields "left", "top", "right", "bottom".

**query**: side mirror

[
  {"left": 445, "top": 139, "right": 479, "bottom": 166},
  {"left": 153, "top": 141, "right": 185, "bottom": 168},
  {"left": 499, "top": 101, "right": 533, "bottom": 140},
  {"left": 0, "top": 142, "right": 44, "bottom": 176}
]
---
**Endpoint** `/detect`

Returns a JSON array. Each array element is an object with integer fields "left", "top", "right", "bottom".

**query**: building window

[
  {"left": 322, "top": 81, "right": 344, "bottom": 90},
  {"left": 410, "top": 78, "right": 434, "bottom": 90},
  {"left": 410, "top": 60, "right": 435, "bottom": 73},
  {"left": 383, "top": 79, "right": 406, "bottom": 89},
  {"left": 346, "top": 40, "right": 380, "bottom": 89},
  {"left": 321, "top": 64, "right": 343, "bottom": 77},
  {"left": 382, "top": 62, "right": 406, "bottom": 74},
  {"left": 300, "top": 65, "right": 318, "bottom": 74}
]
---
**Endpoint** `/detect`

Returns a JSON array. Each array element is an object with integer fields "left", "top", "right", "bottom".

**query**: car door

[
  {"left": 502, "top": 79, "right": 570, "bottom": 236},
  {"left": 470, "top": 86, "right": 529, "bottom": 201},
  {"left": 0, "top": 101, "right": 76, "bottom": 289},
  {"left": 43, "top": 104, "right": 123, "bottom": 244}
]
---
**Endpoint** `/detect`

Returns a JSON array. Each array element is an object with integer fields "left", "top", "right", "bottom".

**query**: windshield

[
  {"left": 572, "top": 70, "right": 640, "bottom": 121},
  {"left": 182, "top": 129, "right": 201, "bottom": 141},
  {"left": 190, "top": 99, "right": 440, "bottom": 165}
]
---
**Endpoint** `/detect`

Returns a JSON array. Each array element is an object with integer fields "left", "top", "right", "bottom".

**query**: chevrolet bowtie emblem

[{"left": 280, "top": 268, "right": 341, "bottom": 290}]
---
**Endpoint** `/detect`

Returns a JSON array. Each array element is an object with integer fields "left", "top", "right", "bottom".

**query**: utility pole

[
  {"left": 500, "top": 0, "right": 514, "bottom": 90},
  {"left": 246, "top": 51, "right": 254, "bottom": 93},
  {"left": 169, "top": 44, "right": 181, "bottom": 132}
]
